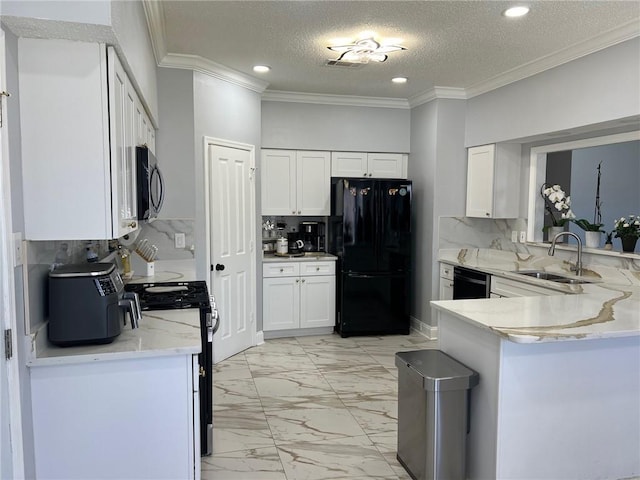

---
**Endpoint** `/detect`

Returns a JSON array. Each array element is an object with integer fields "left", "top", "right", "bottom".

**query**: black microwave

[{"left": 136, "top": 146, "right": 165, "bottom": 221}]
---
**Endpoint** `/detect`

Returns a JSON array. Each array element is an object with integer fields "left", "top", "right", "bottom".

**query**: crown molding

[
  {"left": 466, "top": 19, "right": 640, "bottom": 99},
  {"left": 142, "top": 0, "right": 166, "bottom": 65},
  {"left": 261, "top": 90, "right": 410, "bottom": 109},
  {"left": 159, "top": 53, "right": 269, "bottom": 93},
  {"left": 408, "top": 87, "right": 467, "bottom": 108}
]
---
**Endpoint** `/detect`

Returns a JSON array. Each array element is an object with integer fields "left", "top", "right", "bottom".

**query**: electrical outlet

[
  {"left": 511, "top": 231, "right": 518, "bottom": 243},
  {"left": 519, "top": 231, "right": 527, "bottom": 243},
  {"left": 174, "top": 233, "right": 186, "bottom": 249}
]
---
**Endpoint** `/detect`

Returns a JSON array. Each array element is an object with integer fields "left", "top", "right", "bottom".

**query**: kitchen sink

[{"left": 511, "top": 271, "right": 591, "bottom": 284}]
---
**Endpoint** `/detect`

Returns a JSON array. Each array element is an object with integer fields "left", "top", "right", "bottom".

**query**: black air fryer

[{"left": 48, "top": 263, "right": 139, "bottom": 346}]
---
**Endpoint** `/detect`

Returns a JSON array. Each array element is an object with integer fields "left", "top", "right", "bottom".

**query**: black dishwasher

[{"left": 453, "top": 266, "right": 490, "bottom": 299}]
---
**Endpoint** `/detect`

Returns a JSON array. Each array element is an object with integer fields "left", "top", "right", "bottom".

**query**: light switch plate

[
  {"left": 511, "top": 231, "right": 518, "bottom": 243},
  {"left": 519, "top": 231, "right": 527, "bottom": 243},
  {"left": 12, "top": 233, "right": 23, "bottom": 267},
  {"left": 174, "top": 233, "right": 186, "bottom": 249}
]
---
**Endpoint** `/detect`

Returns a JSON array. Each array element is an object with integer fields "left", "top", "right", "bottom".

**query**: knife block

[{"left": 130, "top": 251, "right": 155, "bottom": 277}]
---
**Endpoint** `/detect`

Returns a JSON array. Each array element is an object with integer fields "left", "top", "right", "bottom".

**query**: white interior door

[
  {"left": 1, "top": 28, "right": 24, "bottom": 479},
  {"left": 207, "top": 141, "right": 256, "bottom": 363}
]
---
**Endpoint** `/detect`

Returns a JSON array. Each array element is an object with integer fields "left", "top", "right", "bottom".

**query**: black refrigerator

[{"left": 329, "top": 178, "right": 412, "bottom": 337}]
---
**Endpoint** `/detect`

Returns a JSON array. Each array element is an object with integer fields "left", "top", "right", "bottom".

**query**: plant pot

[
  {"left": 584, "top": 231, "right": 601, "bottom": 249},
  {"left": 620, "top": 235, "right": 638, "bottom": 253},
  {"left": 548, "top": 226, "right": 566, "bottom": 242}
]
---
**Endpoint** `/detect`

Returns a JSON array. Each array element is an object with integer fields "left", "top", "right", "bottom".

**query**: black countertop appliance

[
  {"left": 48, "top": 263, "right": 141, "bottom": 346},
  {"left": 329, "top": 178, "right": 412, "bottom": 337}
]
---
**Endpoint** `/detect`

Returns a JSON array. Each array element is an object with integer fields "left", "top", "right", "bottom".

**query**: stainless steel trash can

[{"left": 395, "top": 350, "right": 479, "bottom": 480}]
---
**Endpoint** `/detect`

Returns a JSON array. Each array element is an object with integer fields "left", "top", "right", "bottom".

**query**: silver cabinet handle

[{"left": 301, "top": 279, "right": 305, "bottom": 283}]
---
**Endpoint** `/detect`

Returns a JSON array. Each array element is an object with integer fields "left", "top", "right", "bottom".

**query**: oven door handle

[
  {"left": 453, "top": 275, "right": 488, "bottom": 286},
  {"left": 208, "top": 311, "right": 221, "bottom": 338}
]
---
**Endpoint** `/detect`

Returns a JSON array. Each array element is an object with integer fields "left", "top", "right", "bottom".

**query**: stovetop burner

[{"left": 125, "top": 281, "right": 211, "bottom": 312}]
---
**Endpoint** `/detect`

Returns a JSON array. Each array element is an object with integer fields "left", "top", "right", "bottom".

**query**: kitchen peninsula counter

[{"left": 432, "top": 249, "right": 640, "bottom": 480}]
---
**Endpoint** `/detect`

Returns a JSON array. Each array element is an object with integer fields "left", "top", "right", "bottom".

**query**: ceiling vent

[{"left": 324, "top": 59, "right": 365, "bottom": 68}]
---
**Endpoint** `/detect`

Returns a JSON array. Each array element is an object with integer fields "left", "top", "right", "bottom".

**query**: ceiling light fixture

[
  {"left": 253, "top": 65, "right": 271, "bottom": 73},
  {"left": 327, "top": 37, "right": 406, "bottom": 64},
  {"left": 392, "top": 77, "right": 408, "bottom": 84},
  {"left": 503, "top": 6, "right": 530, "bottom": 17}
]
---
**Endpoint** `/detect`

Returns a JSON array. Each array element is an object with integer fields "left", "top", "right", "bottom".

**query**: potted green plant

[
  {"left": 573, "top": 219, "right": 604, "bottom": 248},
  {"left": 613, "top": 215, "right": 640, "bottom": 253},
  {"left": 604, "top": 231, "right": 614, "bottom": 250},
  {"left": 540, "top": 183, "right": 575, "bottom": 242}
]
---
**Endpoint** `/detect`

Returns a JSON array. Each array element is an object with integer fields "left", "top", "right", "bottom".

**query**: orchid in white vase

[{"left": 540, "top": 183, "right": 575, "bottom": 229}]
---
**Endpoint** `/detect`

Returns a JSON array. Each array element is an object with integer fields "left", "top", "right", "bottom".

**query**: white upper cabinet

[
  {"left": 465, "top": 143, "right": 521, "bottom": 218},
  {"left": 331, "top": 152, "right": 407, "bottom": 178},
  {"left": 261, "top": 149, "right": 330, "bottom": 216},
  {"left": 19, "top": 38, "right": 154, "bottom": 240}
]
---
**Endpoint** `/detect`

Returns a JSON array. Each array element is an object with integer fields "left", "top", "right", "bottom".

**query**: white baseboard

[
  {"left": 255, "top": 330, "right": 265, "bottom": 345},
  {"left": 410, "top": 316, "right": 438, "bottom": 340}
]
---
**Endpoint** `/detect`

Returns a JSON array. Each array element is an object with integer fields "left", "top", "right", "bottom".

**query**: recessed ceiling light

[
  {"left": 503, "top": 6, "right": 530, "bottom": 17},
  {"left": 392, "top": 77, "right": 408, "bottom": 84},
  {"left": 253, "top": 65, "right": 270, "bottom": 73}
]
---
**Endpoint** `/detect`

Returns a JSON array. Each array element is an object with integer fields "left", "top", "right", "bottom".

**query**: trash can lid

[{"left": 395, "top": 350, "right": 479, "bottom": 391}]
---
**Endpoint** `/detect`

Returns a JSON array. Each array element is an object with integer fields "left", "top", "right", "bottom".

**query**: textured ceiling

[{"left": 158, "top": 1, "right": 640, "bottom": 100}]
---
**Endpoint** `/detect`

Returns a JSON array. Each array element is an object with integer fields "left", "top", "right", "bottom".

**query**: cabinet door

[
  {"left": 439, "top": 277, "right": 454, "bottom": 300},
  {"left": 263, "top": 277, "right": 299, "bottom": 331},
  {"left": 300, "top": 275, "right": 336, "bottom": 328},
  {"left": 466, "top": 144, "right": 496, "bottom": 218},
  {"left": 297, "top": 151, "right": 330, "bottom": 215},
  {"left": 261, "top": 150, "right": 297, "bottom": 215},
  {"left": 331, "top": 152, "right": 368, "bottom": 177},
  {"left": 108, "top": 48, "right": 138, "bottom": 237},
  {"left": 368, "top": 153, "right": 406, "bottom": 178}
]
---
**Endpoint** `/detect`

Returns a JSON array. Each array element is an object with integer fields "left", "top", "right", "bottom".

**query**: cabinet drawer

[
  {"left": 300, "top": 262, "right": 336, "bottom": 276},
  {"left": 440, "top": 263, "right": 454, "bottom": 280},
  {"left": 263, "top": 262, "right": 300, "bottom": 278}
]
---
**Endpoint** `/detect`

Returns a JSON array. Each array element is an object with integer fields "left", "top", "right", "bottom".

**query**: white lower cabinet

[
  {"left": 490, "top": 276, "right": 565, "bottom": 298},
  {"left": 439, "top": 263, "right": 454, "bottom": 300},
  {"left": 30, "top": 354, "right": 199, "bottom": 479},
  {"left": 263, "top": 261, "right": 336, "bottom": 333}
]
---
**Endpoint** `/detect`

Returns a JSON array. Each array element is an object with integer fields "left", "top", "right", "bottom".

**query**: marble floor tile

[
  {"left": 202, "top": 446, "right": 287, "bottom": 480},
  {"left": 276, "top": 435, "right": 398, "bottom": 480},
  {"left": 321, "top": 365, "right": 398, "bottom": 395},
  {"left": 214, "top": 377, "right": 261, "bottom": 405},
  {"left": 253, "top": 370, "right": 335, "bottom": 397},
  {"left": 339, "top": 392, "right": 398, "bottom": 436},
  {"left": 209, "top": 332, "right": 423, "bottom": 480},
  {"left": 245, "top": 352, "right": 318, "bottom": 374},
  {"left": 304, "top": 348, "right": 379, "bottom": 369},
  {"left": 262, "top": 395, "right": 367, "bottom": 443}
]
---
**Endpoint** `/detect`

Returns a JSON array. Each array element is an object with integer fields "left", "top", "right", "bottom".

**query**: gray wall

[
  {"left": 191, "top": 71, "right": 263, "bottom": 325},
  {"left": 569, "top": 141, "right": 640, "bottom": 243},
  {"left": 409, "top": 99, "right": 466, "bottom": 327},
  {"left": 465, "top": 38, "right": 640, "bottom": 146},
  {"left": 262, "top": 101, "right": 410, "bottom": 152},
  {"left": 110, "top": 0, "right": 159, "bottom": 122},
  {"left": 156, "top": 68, "right": 196, "bottom": 219}
]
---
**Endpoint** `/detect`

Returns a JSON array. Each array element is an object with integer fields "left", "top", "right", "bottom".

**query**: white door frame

[
  {"left": 203, "top": 136, "right": 257, "bottom": 349},
  {"left": 0, "top": 28, "right": 25, "bottom": 479}
]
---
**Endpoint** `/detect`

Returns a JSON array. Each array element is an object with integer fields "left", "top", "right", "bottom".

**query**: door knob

[{"left": 215, "top": 264, "right": 225, "bottom": 271}]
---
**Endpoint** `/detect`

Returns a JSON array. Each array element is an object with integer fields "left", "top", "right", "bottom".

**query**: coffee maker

[{"left": 299, "top": 222, "right": 325, "bottom": 252}]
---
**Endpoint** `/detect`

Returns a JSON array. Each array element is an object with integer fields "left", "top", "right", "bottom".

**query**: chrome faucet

[{"left": 548, "top": 231, "right": 583, "bottom": 276}]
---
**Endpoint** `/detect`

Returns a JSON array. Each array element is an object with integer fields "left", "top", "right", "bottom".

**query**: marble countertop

[
  {"left": 262, "top": 252, "right": 338, "bottom": 262},
  {"left": 29, "top": 309, "right": 202, "bottom": 367},
  {"left": 29, "top": 260, "right": 202, "bottom": 367},
  {"left": 433, "top": 248, "right": 640, "bottom": 344}
]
